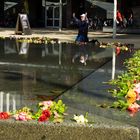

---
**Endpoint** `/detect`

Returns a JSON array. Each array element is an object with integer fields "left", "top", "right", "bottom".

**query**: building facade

[{"left": 1, "top": 0, "right": 140, "bottom": 28}]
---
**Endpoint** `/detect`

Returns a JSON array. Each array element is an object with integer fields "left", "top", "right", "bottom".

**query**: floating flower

[
  {"left": 13, "top": 107, "right": 33, "bottom": 121},
  {"left": 0, "top": 112, "right": 10, "bottom": 119},
  {"left": 134, "top": 83, "right": 140, "bottom": 93},
  {"left": 39, "top": 101, "right": 53, "bottom": 110},
  {"left": 37, "top": 110, "right": 51, "bottom": 122},
  {"left": 0, "top": 100, "right": 67, "bottom": 123},
  {"left": 73, "top": 114, "right": 88, "bottom": 124},
  {"left": 14, "top": 112, "right": 32, "bottom": 121},
  {"left": 32, "top": 100, "right": 67, "bottom": 123},
  {"left": 38, "top": 110, "right": 51, "bottom": 122},
  {"left": 38, "top": 114, "right": 48, "bottom": 122},
  {"left": 125, "top": 88, "right": 137, "bottom": 104},
  {"left": 127, "top": 103, "right": 140, "bottom": 116},
  {"left": 42, "top": 110, "right": 51, "bottom": 118}
]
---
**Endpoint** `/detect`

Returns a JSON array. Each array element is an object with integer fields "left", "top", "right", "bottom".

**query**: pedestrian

[
  {"left": 121, "top": 14, "right": 127, "bottom": 28},
  {"left": 72, "top": 12, "right": 89, "bottom": 45},
  {"left": 117, "top": 10, "right": 123, "bottom": 28},
  {"left": 127, "top": 8, "right": 133, "bottom": 27}
]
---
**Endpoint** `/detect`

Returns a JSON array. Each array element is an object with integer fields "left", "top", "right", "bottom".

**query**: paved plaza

[{"left": 0, "top": 28, "right": 140, "bottom": 48}]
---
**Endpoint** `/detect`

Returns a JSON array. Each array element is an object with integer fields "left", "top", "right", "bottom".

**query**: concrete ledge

[{"left": 0, "top": 120, "right": 139, "bottom": 140}]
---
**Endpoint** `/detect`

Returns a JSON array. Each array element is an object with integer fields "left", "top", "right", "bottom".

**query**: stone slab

[{"left": 0, "top": 119, "right": 139, "bottom": 140}]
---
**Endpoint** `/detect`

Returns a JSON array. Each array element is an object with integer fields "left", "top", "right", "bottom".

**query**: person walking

[{"left": 117, "top": 10, "right": 123, "bottom": 28}]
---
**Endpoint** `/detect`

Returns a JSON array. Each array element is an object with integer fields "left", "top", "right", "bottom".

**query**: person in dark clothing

[
  {"left": 72, "top": 13, "right": 89, "bottom": 44},
  {"left": 127, "top": 8, "right": 133, "bottom": 27}
]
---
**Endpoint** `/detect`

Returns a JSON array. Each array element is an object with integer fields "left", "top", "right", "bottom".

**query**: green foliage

[
  {"left": 32, "top": 100, "right": 67, "bottom": 123},
  {"left": 108, "top": 72, "right": 133, "bottom": 98},
  {"left": 108, "top": 50, "right": 140, "bottom": 110},
  {"left": 111, "top": 100, "right": 129, "bottom": 110},
  {"left": 50, "top": 100, "right": 67, "bottom": 123},
  {"left": 124, "top": 50, "right": 140, "bottom": 79},
  {"left": 32, "top": 109, "right": 42, "bottom": 120},
  {"left": 51, "top": 100, "right": 67, "bottom": 114}
]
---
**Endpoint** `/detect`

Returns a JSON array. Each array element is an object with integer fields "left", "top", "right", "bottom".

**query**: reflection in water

[
  {"left": 112, "top": 47, "right": 116, "bottom": 79},
  {"left": 72, "top": 44, "right": 89, "bottom": 66},
  {"left": 19, "top": 42, "right": 29, "bottom": 55},
  {"left": 0, "top": 38, "right": 114, "bottom": 111},
  {"left": 0, "top": 91, "right": 17, "bottom": 112}
]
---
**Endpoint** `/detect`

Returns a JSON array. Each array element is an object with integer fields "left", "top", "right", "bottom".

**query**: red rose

[
  {"left": 42, "top": 110, "right": 51, "bottom": 118},
  {"left": 38, "top": 114, "right": 47, "bottom": 122},
  {"left": 0, "top": 112, "right": 10, "bottom": 119}
]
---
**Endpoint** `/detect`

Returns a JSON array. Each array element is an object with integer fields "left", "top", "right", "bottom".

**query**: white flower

[
  {"left": 73, "top": 114, "right": 88, "bottom": 124},
  {"left": 135, "top": 83, "right": 140, "bottom": 88}
]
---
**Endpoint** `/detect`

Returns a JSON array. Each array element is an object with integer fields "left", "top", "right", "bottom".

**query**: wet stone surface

[
  {"left": 0, "top": 37, "right": 112, "bottom": 111},
  {"left": 0, "top": 37, "right": 139, "bottom": 139}
]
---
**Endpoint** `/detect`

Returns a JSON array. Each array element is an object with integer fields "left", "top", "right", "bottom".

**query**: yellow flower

[{"left": 125, "top": 89, "right": 136, "bottom": 104}]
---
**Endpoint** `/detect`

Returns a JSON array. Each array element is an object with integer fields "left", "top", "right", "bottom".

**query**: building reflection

[
  {"left": 1, "top": 38, "right": 128, "bottom": 112},
  {"left": 0, "top": 91, "right": 18, "bottom": 112}
]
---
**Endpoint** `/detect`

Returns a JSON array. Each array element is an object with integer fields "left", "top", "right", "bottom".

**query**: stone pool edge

[{"left": 0, "top": 120, "right": 139, "bottom": 140}]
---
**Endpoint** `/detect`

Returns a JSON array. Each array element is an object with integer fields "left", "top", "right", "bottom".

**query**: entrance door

[{"left": 45, "top": 5, "right": 60, "bottom": 28}]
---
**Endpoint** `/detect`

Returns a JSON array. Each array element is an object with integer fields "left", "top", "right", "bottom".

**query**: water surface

[{"left": 0, "top": 38, "right": 112, "bottom": 111}]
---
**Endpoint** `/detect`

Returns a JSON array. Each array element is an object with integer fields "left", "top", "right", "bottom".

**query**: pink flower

[
  {"left": 134, "top": 83, "right": 140, "bottom": 100},
  {"left": 15, "top": 112, "right": 32, "bottom": 121},
  {"left": 135, "top": 89, "right": 140, "bottom": 94},
  {"left": 128, "top": 102, "right": 140, "bottom": 116},
  {"left": 18, "top": 112, "right": 27, "bottom": 121},
  {"left": 39, "top": 101, "right": 53, "bottom": 109},
  {"left": 135, "top": 92, "right": 140, "bottom": 101},
  {"left": 43, "top": 101, "right": 53, "bottom": 106},
  {"left": 134, "top": 83, "right": 140, "bottom": 93}
]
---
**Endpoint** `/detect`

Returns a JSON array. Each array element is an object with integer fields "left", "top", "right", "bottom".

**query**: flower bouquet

[
  {"left": 0, "top": 100, "right": 67, "bottom": 123},
  {"left": 108, "top": 50, "right": 140, "bottom": 115},
  {"left": 32, "top": 100, "right": 67, "bottom": 123}
]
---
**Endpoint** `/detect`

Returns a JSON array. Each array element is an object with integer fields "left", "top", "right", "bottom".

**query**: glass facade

[
  {"left": 1, "top": 0, "right": 140, "bottom": 28},
  {"left": 0, "top": 1, "right": 4, "bottom": 26},
  {"left": 1, "top": 0, "right": 43, "bottom": 27},
  {"left": 4, "top": 0, "right": 22, "bottom": 27},
  {"left": 85, "top": 0, "right": 140, "bottom": 28}
]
